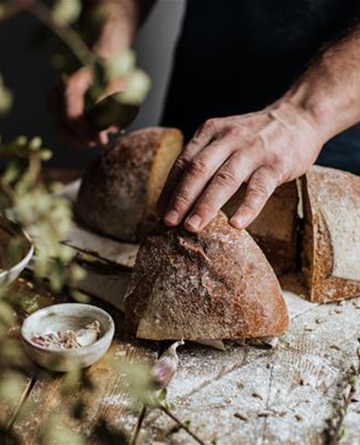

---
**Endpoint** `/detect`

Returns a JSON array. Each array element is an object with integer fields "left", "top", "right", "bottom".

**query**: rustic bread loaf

[
  {"left": 75, "top": 127, "right": 183, "bottom": 242},
  {"left": 124, "top": 212, "right": 289, "bottom": 341},
  {"left": 223, "top": 181, "right": 299, "bottom": 277},
  {"left": 301, "top": 165, "right": 360, "bottom": 303}
]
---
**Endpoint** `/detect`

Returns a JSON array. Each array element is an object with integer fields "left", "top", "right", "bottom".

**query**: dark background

[{"left": 0, "top": 0, "right": 185, "bottom": 167}]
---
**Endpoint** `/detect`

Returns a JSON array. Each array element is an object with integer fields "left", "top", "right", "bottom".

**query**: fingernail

[
  {"left": 185, "top": 214, "right": 202, "bottom": 231},
  {"left": 230, "top": 214, "right": 250, "bottom": 229},
  {"left": 164, "top": 210, "right": 180, "bottom": 226}
]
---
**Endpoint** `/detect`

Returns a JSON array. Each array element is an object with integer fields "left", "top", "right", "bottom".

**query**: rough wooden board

[
  {"left": 342, "top": 380, "right": 360, "bottom": 445},
  {"left": 10, "top": 308, "right": 159, "bottom": 445},
  {"left": 3, "top": 250, "right": 360, "bottom": 443},
  {"left": 6, "top": 288, "right": 360, "bottom": 445},
  {"left": 137, "top": 297, "right": 360, "bottom": 445}
]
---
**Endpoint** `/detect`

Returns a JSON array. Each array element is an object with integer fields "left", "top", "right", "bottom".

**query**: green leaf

[
  {"left": 118, "top": 69, "right": 151, "bottom": 105},
  {"left": 0, "top": 73, "right": 13, "bottom": 115},
  {"left": 52, "top": 0, "right": 82, "bottom": 25},
  {"left": 29, "top": 137, "right": 42, "bottom": 151},
  {"left": 2, "top": 160, "right": 23, "bottom": 185},
  {"left": 0, "top": 301, "right": 15, "bottom": 326},
  {"left": 114, "top": 360, "right": 153, "bottom": 406},
  {"left": 70, "top": 289, "right": 92, "bottom": 304},
  {"left": 158, "top": 388, "right": 168, "bottom": 402},
  {"left": 0, "top": 372, "right": 27, "bottom": 408},
  {"left": 104, "top": 49, "right": 135, "bottom": 80}
]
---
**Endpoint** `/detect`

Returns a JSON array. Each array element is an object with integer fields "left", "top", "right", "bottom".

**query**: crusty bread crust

[
  {"left": 302, "top": 166, "right": 360, "bottom": 302},
  {"left": 75, "top": 127, "right": 183, "bottom": 243},
  {"left": 223, "top": 182, "right": 299, "bottom": 277},
  {"left": 124, "top": 212, "right": 289, "bottom": 341}
]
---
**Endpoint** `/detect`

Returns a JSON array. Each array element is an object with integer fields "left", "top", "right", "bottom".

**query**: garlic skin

[
  {"left": 31, "top": 320, "right": 101, "bottom": 350},
  {"left": 73, "top": 321, "right": 101, "bottom": 347},
  {"left": 151, "top": 340, "right": 184, "bottom": 390}
]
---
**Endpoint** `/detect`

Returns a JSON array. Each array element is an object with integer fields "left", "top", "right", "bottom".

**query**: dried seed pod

[
  {"left": 304, "top": 325, "right": 315, "bottom": 332},
  {"left": 234, "top": 412, "right": 249, "bottom": 421},
  {"left": 252, "top": 391, "right": 264, "bottom": 400},
  {"left": 151, "top": 340, "right": 184, "bottom": 390}
]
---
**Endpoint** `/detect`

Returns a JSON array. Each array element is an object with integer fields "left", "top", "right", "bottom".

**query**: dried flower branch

[
  {"left": 324, "top": 340, "right": 360, "bottom": 445},
  {"left": 0, "top": 1, "right": 151, "bottom": 443},
  {"left": 0, "top": 0, "right": 36, "bottom": 23},
  {"left": 128, "top": 341, "right": 206, "bottom": 445},
  {"left": 158, "top": 404, "right": 206, "bottom": 445}
]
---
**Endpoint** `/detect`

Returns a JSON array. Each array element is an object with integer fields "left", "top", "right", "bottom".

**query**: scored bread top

[{"left": 124, "top": 212, "right": 289, "bottom": 341}]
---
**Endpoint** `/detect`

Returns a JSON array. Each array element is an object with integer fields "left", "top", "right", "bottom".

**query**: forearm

[
  {"left": 277, "top": 24, "right": 360, "bottom": 143},
  {"left": 85, "top": 0, "right": 156, "bottom": 58}
]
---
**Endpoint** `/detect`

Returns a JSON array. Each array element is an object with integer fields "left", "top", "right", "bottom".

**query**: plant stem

[
  {"left": 158, "top": 404, "right": 206, "bottom": 445},
  {"left": 0, "top": 0, "right": 36, "bottom": 23},
  {"left": 129, "top": 405, "right": 147, "bottom": 445},
  {"left": 324, "top": 345, "right": 360, "bottom": 445},
  {"left": 29, "top": 1, "right": 95, "bottom": 67}
]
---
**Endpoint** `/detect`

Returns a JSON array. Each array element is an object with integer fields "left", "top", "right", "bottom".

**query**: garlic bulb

[{"left": 151, "top": 340, "right": 184, "bottom": 390}]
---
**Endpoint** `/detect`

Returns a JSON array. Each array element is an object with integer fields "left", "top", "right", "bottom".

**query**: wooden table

[
  {"left": 1, "top": 169, "right": 360, "bottom": 445},
  {"left": 1, "top": 274, "right": 360, "bottom": 445}
]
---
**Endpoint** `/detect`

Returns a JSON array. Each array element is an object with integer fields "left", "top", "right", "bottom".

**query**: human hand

[
  {"left": 158, "top": 101, "right": 323, "bottom": 233},
  {"left": 50, "top": 66, "right": 125, "bottom": 148}
]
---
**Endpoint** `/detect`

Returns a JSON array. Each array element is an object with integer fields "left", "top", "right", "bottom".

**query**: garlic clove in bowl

[{"left": 21, "top": 303, "right": 115, "bottom": 372}]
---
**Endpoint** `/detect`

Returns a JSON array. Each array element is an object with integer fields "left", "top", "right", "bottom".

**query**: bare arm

[
  {"left": 284, "top": 25, "right": 360, "bottom": 142},
  {"left": 159, "top": 24, "right": 360, "bottom": 233},
  {"left": 52, "top": 0, "right": 157, "bottom": 148},
  {"left": 89, "top": 0, "right": 157, "bottom": 57}
]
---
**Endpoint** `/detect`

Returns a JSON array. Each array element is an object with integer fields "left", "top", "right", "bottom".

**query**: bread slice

[
  {"left": 301, "top": 165, "right": 360, "bottom": 302},
  {"left": 124, "top": 212, "right": 289, "bottom": 341},
  {"left": 75, "top": 127, "right": 183, "bottom": 243},
  {"left": 223, "top": 181, "right": 299, "bottom": 276}
]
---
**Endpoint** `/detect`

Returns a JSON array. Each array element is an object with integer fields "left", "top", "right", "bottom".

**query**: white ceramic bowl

[
  {"left": 21, "top": 303, "right": 115, "bottom": 372},
  {"left": 0, "top": 216, "right": 34, "bottom": 285}
]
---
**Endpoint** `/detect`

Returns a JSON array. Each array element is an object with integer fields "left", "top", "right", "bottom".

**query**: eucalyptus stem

[
  {"left": 325, "top": 342, "right": 360, "bottom": 445},
  {"left": 26, "top": 152, "right": 42, "bottom": 188},
  {"left": 129, "top": 405, "right": 147, "bottom": 445},
  {"left": 0, "top": 0, "right": 36, "bottom": 23},
  {"left": 158, "top": 404, "right": 206, "bottom": 445},
  {"left": 29, "top": 1, "right": 95, "bottom": 68}
]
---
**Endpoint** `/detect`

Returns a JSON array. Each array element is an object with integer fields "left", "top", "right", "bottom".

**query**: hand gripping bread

[
  {"left": 124, "top": 212, "right": 289, "bottom": 341},
  {"left": 75, "top": 127, "right": 183, "bottom": 242},
  {"left": 301, "top": 165, "right": 360, "bottom": 302}
]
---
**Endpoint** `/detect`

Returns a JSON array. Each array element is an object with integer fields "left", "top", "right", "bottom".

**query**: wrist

[
  {"left": 278, "top": 83, "right": 340, "bottom": 144},
  {"left": 90, "top": 3, "right": 135, "bottom": 59},
  {"left": 267, "top": 99, "right": 324, "bottom": 150}
]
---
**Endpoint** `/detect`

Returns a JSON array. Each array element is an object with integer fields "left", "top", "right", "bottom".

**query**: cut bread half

[
  {"left": 75, "top": 127, "right": 183, "bottom": 243},
  {"left": 301, "top": 165, "right": 360, "bottom": 302},
  {"left": 223, "top": 181, "right": 299, "bottom": 276},
  {"left": 124, "top": 212, "right": 289, "bottom": 341}
]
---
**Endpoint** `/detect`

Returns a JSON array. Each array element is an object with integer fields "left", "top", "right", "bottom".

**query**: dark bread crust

[
  {"left": 302, "top": 166, "right": 360, "bottom": 302},
  {"left": 124, "top": 212, "right": 289, "bottom": 341},
  {"left": 75, "top": 127, "right": 183, "bottom": 243}
]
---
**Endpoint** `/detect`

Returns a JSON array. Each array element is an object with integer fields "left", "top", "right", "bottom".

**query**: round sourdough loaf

[
  {"left": 75, "top": 127, "right": 183, "bottom": 242},
  {"left": 124, "top": 212, "right": 289, "bottom": 341}
]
